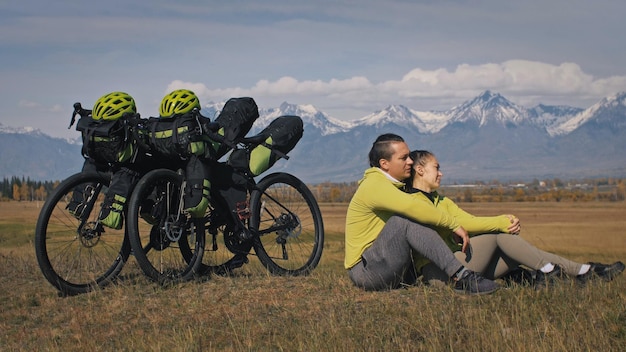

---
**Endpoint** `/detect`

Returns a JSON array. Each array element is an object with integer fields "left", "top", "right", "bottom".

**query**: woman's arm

[{"left": 438, "top": 196, "right": 513, "bottom": 234}]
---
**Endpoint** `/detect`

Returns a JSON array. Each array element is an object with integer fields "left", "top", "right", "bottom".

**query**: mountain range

[{"left": 2, "top": 90, "right": 625, "bottom": 184}]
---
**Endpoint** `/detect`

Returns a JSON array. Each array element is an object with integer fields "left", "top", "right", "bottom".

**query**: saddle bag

[
  {"left": 228, "top": 115, "right": 303, "bottom": 176},
  {"left": 205, "top": 97, "right": 259, "bottom": 159}
]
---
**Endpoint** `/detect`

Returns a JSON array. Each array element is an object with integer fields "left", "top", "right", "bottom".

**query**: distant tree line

[
  {"left": 311, "top": 178, "right": 626, "bottom": 203},
  {"left": 0, "top": 177, "right": 59, "bottom": 201},
  {"left": 1, "top": 176, "right": 625, "bottom": 203}
]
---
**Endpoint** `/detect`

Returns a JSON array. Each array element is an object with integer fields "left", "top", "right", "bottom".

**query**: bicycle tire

[
  {"left": 126, "top": 168, "right": 205, "bottom": 283},
  {"left": 249, "top": 172, "right": 324, "bottom": 275},
  {"left": 34, "top": 172, "right": 131, "bottom": 296}
]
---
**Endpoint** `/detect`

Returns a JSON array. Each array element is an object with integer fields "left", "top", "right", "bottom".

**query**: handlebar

[{"left": 68, "top": 102, "right": 92, "bottom": 129}]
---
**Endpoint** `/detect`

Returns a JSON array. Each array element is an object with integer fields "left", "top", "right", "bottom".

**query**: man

[{"left": 345, "top": 133, "right": 498, "bottom": 295}]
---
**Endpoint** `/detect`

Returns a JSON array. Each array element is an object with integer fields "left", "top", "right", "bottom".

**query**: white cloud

[
  {"left": 18, "top": 100, "right": 41, "bottom": 108},
  {"left": 165, "top": 60, "right": 626, "bottom": 115},
  {"left": 49, "top": 104, "right": 63, "bottom": 113},
  {"left": 17, "top": 100, "right": 65, "bottom": 114}
]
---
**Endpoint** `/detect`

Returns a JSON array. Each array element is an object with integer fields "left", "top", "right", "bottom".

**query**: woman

[{"left": 407, "top": 150, "right": 624, "bottom": 288}]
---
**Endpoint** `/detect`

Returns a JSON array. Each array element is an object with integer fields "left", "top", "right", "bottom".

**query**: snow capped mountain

[
  {"left": 550, "top": 92, "right": 626, "bottom": 136},
  {"left": 340, "top": 90, "right": 589, "bottom": 135},
  {"left": 445, "top": 90, "right": 529, "bottom": 126},
  {"left": 0, "top": 122, "right": 81, "bottom": 145},
  {"left": 257, "top": 102, "right": 353, "bottom": 135},
  {"left": 527, "top": 104, "right": 584, "bottom": 136},
  {"left": 355, "top": 105, "right": 420, "bottom": 129},
  {"left": 410, "top": 110, "right": 451, "bottom": 134},
  {"left": 0, "top": 123, "right": 44, "bottom": 136}
]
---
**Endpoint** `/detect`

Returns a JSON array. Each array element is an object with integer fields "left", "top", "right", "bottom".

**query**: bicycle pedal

[{"left": 235, "top": 201, "right": 251, "bottom": 220}]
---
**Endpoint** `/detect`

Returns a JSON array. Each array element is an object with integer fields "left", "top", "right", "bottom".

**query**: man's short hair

[{"left": 368, "top": 133, "right": 405, "bottom": 167}]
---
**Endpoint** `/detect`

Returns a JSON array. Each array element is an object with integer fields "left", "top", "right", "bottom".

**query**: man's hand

[{"left": 453, "top": 226, "right": 470, "bottom": 253}]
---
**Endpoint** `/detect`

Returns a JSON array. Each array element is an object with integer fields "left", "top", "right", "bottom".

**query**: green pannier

[
  {"left": 183, "top": 154, "right": 211, "bottom": 218},
  {"left": 98, "top": 167, "right": 140, "bottom": 229}
]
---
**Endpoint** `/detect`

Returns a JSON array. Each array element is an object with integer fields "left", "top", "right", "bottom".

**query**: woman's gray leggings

[{"left": 348, "top": 216, "right": 463, "bottom": 291}]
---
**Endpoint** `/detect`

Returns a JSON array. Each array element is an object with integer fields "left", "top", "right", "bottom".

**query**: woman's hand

[
  {"left": 453, "top": 226, "right": 470, "bottom": 253},
  {"left": 505, "top": 214, "right": 521, "bottom": 235}
]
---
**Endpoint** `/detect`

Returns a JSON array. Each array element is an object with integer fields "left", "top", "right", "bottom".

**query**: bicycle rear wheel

[
  {"left": 249, "top": 172, "right": 324, "bottom": 275},
  {"left": 127, "top": 169, "right": 205, "bottom": 283},
  {"left": 34, "top": 172, "right": 131, "bottom": 296}
]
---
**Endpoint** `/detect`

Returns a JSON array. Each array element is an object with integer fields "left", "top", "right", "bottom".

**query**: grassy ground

[{"left": 1, "top": 201, "right": 625, "bottom": 351}]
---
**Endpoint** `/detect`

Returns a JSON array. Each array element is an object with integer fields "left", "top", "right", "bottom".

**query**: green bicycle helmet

[
  {"left": 92, "top": 91, "right": 136, "bottom": 121},
  {"left": 159, "top": 89, "right": 200, "bottom": 117}
]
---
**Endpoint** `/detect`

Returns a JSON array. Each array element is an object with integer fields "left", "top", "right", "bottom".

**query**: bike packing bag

[
  {"left": 228, "top": 115, "right": 303, "bottom": 176},
  {"left": 98, "top": 167, "right": 140, "bottom": 229},
  {"left": 67, "top": 158, "right": 113, "bottom": 217},
  {"left": 144, "top": 112, "right": 206, "bottom": 161},
  {"left": 205, "top": 97, "right": 259, "bottom": 159},
  {"left": 209, "top": 161, "right": 250, "bottom": 223},
  {"left": 75, "top": 115, "right": 135, "bottom": 165},
  {"left": 183, "top": 154, "right": 211, "bottom": 218}
]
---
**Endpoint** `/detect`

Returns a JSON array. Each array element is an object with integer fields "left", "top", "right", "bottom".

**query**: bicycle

[
  {"left": 34, "top": 102, "right": 159, "bottom": 296},
  {"left": 126, "top": 122, "right": 325, "bottom": 284},
  {"left": 34, "top": 170, "right": 132, "bottom": 296}
]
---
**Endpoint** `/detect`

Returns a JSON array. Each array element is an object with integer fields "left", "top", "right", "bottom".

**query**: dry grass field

[{"left": 1, "top": 200, "right": 625, "bottom": 351}]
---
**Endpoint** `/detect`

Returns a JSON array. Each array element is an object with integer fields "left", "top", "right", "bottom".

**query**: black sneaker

[
  {"left": 534, "top": 265, "right": 565, "bottom": 290},
  {"left": 453, "top": 269, "right": 499, "bottom": 295},
  {"left": 576, "top": 261, "right": 625, "bottom": 285},
  {"left": 500, "top": 267, "right": 535, "bottom": 287}
]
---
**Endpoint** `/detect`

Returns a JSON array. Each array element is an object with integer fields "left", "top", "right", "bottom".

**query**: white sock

[
  {"left": 540, "top": 263, "right": 555, "bottom": 273},
  {"left": 455, "top": 267, "right": 469, "bottom": 280},
  {"left": 578, "top": 264, "right": 591, "bottom": 275}
]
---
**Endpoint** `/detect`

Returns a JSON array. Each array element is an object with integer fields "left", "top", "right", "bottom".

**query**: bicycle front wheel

[
  {"left": 249, "top": 172, "right": 324, "bottom": 276},
  {"left": 127, "top": 168, "right": 205, "bottom": 284},
  {"left": 34, "top": 172, "right": 131, "bottom": 296}
]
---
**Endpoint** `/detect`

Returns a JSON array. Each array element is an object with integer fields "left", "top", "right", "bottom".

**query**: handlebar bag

[
  {"left": 144, "top": 112, "right": 206, "bottom": 161},
  {"left": 76, "top": 115, "right": 134, "bottom": 165},
  {"left": 228, "top": 115, "right": 303, "bottom": 176}
]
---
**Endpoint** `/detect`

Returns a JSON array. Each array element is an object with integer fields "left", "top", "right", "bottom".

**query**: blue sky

[{"left": 2, "top": 0, "right": 626, "bottom": 139}]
